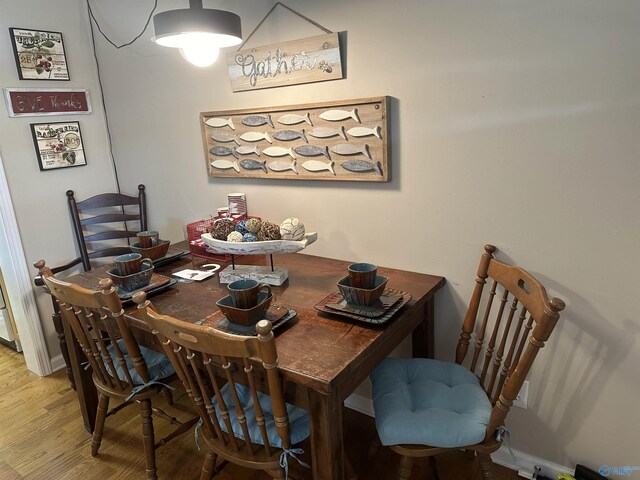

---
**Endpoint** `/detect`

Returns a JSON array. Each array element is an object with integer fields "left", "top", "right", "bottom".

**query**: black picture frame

[
  {"left": 30, "top": 121, "right": 87, "bottom": 171},
  {"left": 9, "top": 27, "right": 70, "bottom": 81}
]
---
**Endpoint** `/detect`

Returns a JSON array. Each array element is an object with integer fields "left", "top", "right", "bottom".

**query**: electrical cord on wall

[{"left": 85, "top": 0, "right": 158, "bottom": 193}]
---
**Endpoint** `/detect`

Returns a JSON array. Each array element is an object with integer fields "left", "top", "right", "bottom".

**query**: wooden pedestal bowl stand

[{"left": 200, "top": 232, "right": 318, "bottom": 286}]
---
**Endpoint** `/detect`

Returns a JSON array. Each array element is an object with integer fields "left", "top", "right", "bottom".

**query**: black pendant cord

[
  {"left": 237, "top": 1, "right": 332, "bottom": 51},
  {"left": 87, "top": 0, "right": 158, "bottom": 49}
]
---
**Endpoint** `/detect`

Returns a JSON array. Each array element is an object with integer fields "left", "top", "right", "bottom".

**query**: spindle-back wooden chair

[
  {"left": 133, "top": 291, "right": 311, "bottom": 480},
  {"left": 35, "top": 260, "right": 195, "bottom": 480},
  {"left": 370, "top": 245, "right": 566, "bottom": 479}
]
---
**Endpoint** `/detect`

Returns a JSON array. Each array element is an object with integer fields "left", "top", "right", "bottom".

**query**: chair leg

[
  {"left": 200, "top": 450, "right": 217, "bottom": 480},
  {"left": 398, "top": 455, "right": 414, "bottom": 480},
  {"left": 477, "top": 452, "right": 495, "bottom": 480},
  {"left": 345, "top": 453, "right": 358, "bottom": 480},
  {"left": 139, "top": 399, "right": 158, "bottom": 480},
  {"left": 368, "top": 434, "right": 382, "bottom": 461},
  {"left": 160, "top": 386, "right": 174, "bottom": 406},
  {"left": 268, "top": 467, "right": 285, "bottom": 479},
  {"left": 90, "top": 393, "right": 110, "bottom": 456},
  {"left": 428, "top": 456, "right": 440, "bottom": 480}
]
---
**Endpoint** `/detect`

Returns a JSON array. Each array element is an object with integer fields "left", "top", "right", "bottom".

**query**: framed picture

[
  {"left": 30, "top": 121, "right": 86, "bottom": 171},
  {"left": 9, "top": 28, "right": 70, "bottom": 80}
]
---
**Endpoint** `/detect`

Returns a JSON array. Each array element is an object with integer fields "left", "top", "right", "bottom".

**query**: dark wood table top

[{"left": 68, "top": 243, "right": 445, "bottom": 397}]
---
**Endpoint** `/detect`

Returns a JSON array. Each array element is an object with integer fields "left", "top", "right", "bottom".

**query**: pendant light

[{"left": 151, "top": 0, "right": 242, "bottom": 67}]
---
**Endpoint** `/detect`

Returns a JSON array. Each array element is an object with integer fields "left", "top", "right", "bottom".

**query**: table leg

[
  {"left": 412, "top": 298, "right": 435, "bottom": 359},
  {"left": 307, "top": 390, "right": 344, "bottom": 480},
  {"left": 62, "top": 315, "right": 98, "bottom": 433}
]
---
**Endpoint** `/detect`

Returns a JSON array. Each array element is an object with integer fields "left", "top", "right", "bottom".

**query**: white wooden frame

[{"left": 0, "top": 151, "right": 51, "bottom": 376}]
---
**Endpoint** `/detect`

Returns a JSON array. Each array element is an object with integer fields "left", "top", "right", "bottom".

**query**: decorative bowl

[
  {"left": 216, "top": 291, "right": 273, "bottom": 326},
  {"left": 107, "top": 263, "right": 154, "bottom": 292},
  {"left": 337, "top": 275, "right": 388, "bottom": 306},
  {"left": 130, "top": 240, "right": 171, "bottom": 261}
]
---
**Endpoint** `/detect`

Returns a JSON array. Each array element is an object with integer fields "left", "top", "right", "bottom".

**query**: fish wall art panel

[{"left": 200, "top": 96, "right": 390, "bottom": 182}]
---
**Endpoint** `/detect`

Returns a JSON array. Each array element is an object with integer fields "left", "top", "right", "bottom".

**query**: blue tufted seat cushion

[
  {"left": 212, "top": 383, "right": 310, "bottom": 448},
  {"left": 106, "top": 338, "right": 175, "bottom": 386},
  {"left": 371, "top": 358, "right": 493, "bottom": 448}
]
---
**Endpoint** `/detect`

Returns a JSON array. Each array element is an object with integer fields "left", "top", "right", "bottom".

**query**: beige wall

[
  {"left": 0, "top": 0, "right": 120, "bottom": 356},
  {"left": 2, "top": 0, "right": 639, "bottom": 472}
]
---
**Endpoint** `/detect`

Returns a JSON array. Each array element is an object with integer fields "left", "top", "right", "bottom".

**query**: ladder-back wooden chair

[
  {"left": 133, "top": 291, "right": 312, "bottom": 480},
  {"left": 370, "top": 245, "right": 566, "bottom": 479},
  {"left": 35, "top": 260, "right": 195, "bottom": 480},
  {"left": 34, "top": 185, "right": 148, "bottom": 390},
  {"left": 67, "top": 184, "right": 148, "bottom": 271}
]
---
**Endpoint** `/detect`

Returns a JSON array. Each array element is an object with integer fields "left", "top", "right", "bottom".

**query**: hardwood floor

[{"left": 0, "top": 345, "right": 519, "bottom": 479}]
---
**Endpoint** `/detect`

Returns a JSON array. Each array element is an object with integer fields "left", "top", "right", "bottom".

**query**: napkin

[{"left": 172, "top": 269, "right": 216, "bottom": 282}]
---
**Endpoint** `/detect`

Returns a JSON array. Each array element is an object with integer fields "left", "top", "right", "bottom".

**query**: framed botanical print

[
  {"left": 30, "top": 121, "right": 86, "bottom": 171},
  {"left": 9, "top": 28, "right": 70, "bottom": 80}
]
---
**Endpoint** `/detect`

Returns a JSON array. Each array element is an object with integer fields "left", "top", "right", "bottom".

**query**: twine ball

[
  {"left": 227, "top": 231, "right": 243, "bottom": 242},
  {"left": 257, "top": 221, "right": 281, "bottom": 241},
  {"left": 235, "top": 219, "right": 249, "bottom": 235},
  {"left": 211, "top": 218, "right": 235, "bottom": 240},
  {"left": 245, "top": 218, "right": 262, "bottom": 233},
  {"left": 280, "top": 217, "right": 305, "bottom": 241},
  {"left": 242, "top": 232, "right": 258, "bottom": 242}
]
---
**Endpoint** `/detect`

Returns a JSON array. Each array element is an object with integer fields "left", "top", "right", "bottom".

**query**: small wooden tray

[
  {"left": 199, "top": 305, "right": 295, "bottom": 336},
  {"left": 324, "top": 291, "right": 403, "bottom": 318},
  {"left": 315, "top": 288, "right": 412, "bottom": 325},
  {"left": 152, "top": 247, "right": 190, "bottom": 267}
]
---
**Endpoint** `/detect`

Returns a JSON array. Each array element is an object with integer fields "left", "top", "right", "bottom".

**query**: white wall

[
  {"left": 0, "top": 0, "right": 119, "bottom": 356},
  {"left": 2, "top": 0, "right": 639, "bottom": 473}
]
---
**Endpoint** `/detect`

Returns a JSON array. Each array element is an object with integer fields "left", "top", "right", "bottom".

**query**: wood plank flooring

[{"left": 0, "top": 345, "right": 519, "bottom": 479}]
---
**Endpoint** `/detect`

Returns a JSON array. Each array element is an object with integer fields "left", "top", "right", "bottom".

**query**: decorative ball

[
  {"left": 242, "top": 232, "right": 258, "bottom": 242},
  {"left": 258, "top": 221, "right": 282, "bottom": 241},
  {"left": 280, "top": 217, "right": 305, "bottom": 241},
  {"left": 235, "top": 219, "right": 248, "bottom": 235},
  {"left": 245, "top": 218, "right": 262, "bottom": 233},
  {"left": 211, "top": 218, "right": 235, "bottom": 240},
  {"left": 227, "top": 231, "right": 243, "bottom": 242}
]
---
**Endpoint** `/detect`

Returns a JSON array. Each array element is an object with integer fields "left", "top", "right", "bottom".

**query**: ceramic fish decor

[
  {"left": 209, "top": 146, "right": 239, "bottom": 158},
  {"left": 302, "top": 160, "right": 335, "bottom": 175},
  {"left": 341, "top": 160, "right": 383, "bottom": 175},
  {"left": 330, "top": 143, "right": 371, "bottom": 160},
  {"left": 239, "top": 131, "right": 272, "bottom": 143},
  {"left": 273, "top": 129, "right": 308, "bottom": 143},
  {"left": 210, "top": 133, "right": 240, "bottom": 145},
  {"left": 319, "top": 108, "right": 360, "bottom": 123},
  {"left": 277, "top": 113, "right": 312, "bottom": 126},
  {"left": 263, "top": 146, "right": 296, "bottom": 159},
  {"left": 268, "top": 160, "right": 298, "bottom": 174},
  {"left": 210, "top": 159, "right": 239, "bottom": 172},
  {"left": 205, "top": 117, "right": 235, "bottom": 130},
  {"left": 242, "top": 114, "right": 274, "bottom": 128},
  {"left": 347, "top": 126, "right": 382, "bottom": 139},
  {"left": 294, "top": 145, "right": 331, "bottom": 160},
  {"left": 235, "top": 146, "right": 260, "bottom": 156},
  {"left": 240, "top": 159, "right": 267, "bottom": 172},
  {"left": 308, "top": 126, "right": 346, "bottom": 140}
]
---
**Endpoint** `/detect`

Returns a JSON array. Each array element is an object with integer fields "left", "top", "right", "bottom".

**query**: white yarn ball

[
  {"left": 280, "top": 217, "right": 305, "bottom": 241},
  {"left": 227, "top": 231, "right": 243, "bottom": 242}
]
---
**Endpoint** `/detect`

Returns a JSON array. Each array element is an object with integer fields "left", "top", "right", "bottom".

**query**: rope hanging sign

[{"left": 226, "top": 2, "right": 343, "bottom": 92}]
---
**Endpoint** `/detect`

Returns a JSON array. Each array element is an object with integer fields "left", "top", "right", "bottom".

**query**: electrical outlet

[{"left": 513, "top": 380, "right": 529, "bottom": 409}]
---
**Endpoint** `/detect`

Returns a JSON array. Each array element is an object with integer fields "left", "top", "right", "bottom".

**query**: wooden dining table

[{"left": 62, "top": 242, "right": 445, "bottom": 480}]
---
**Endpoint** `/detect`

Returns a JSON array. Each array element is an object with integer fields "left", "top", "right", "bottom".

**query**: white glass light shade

[
  {"left": 154, "top": 31, "right": 241, "bottom": 49},
  {"left": 179, "top": 45, "right": 220, "bottom": 67}
]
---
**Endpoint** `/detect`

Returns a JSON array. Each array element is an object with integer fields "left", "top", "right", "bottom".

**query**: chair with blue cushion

[
  {"left": 133, "top": 291, "right": 313, "bottom": 480},
  {"left": 370, "top": 245, "right": 566, "bottom": 479},
  {"left": 36, "top": 260, "right": 196, "bottom": 480}
]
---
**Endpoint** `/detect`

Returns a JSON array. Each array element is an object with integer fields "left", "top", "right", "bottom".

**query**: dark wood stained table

[{"left": 63, "top": 243, "right": 445, "bottom": 480}]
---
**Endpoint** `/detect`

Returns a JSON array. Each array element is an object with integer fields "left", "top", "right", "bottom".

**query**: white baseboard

[
  {"left": 343, "top": 393, "right": 573, "bottom": 479},
  {"left": 49, "top": 354, "right": 66, "bottom": 373}
]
